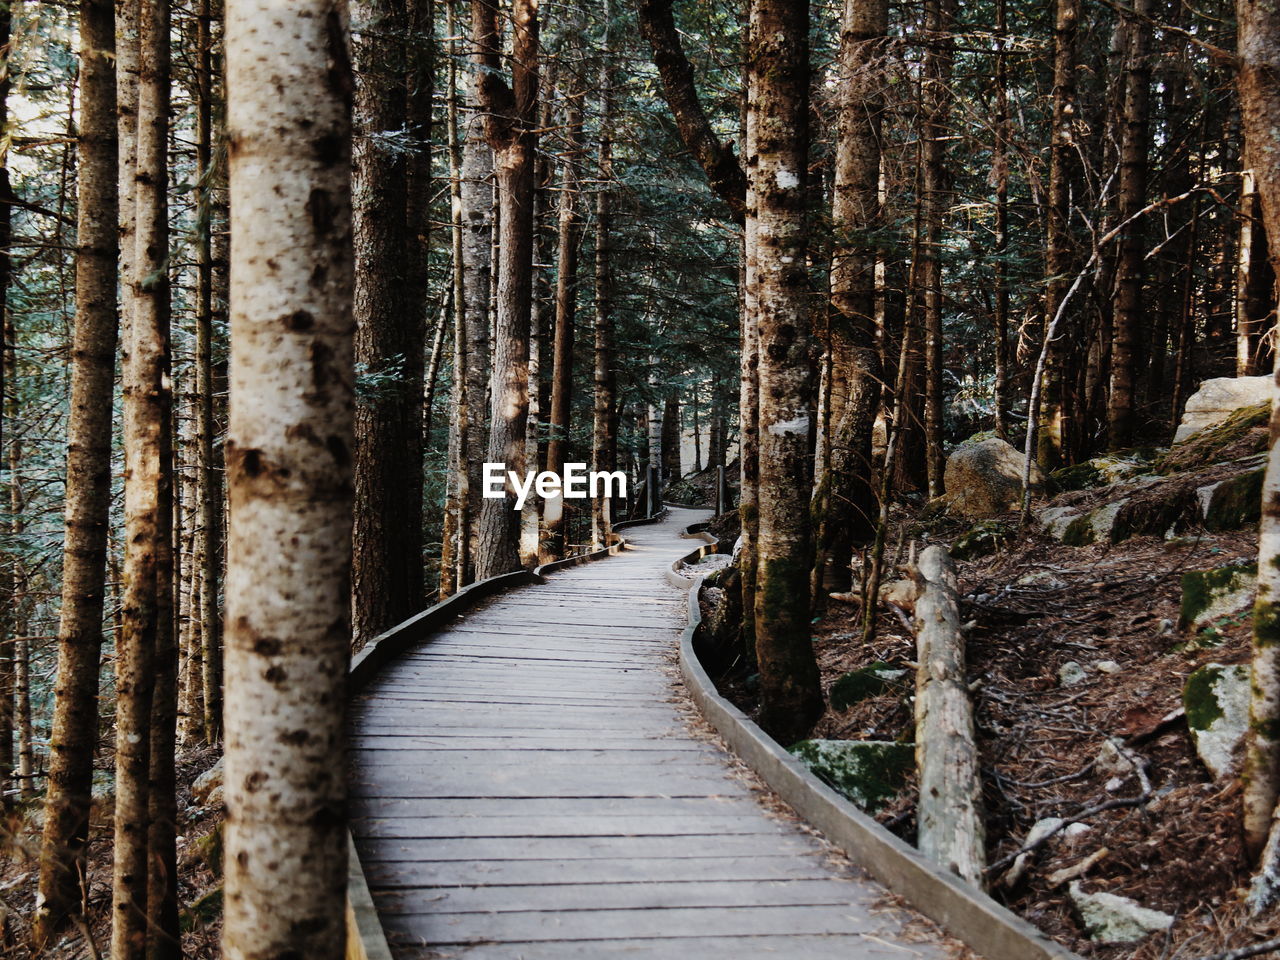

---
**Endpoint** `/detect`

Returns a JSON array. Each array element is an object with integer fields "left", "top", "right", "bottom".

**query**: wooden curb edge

[{"left": 668, "top": 525, "right": 1085, "bottom": 960}]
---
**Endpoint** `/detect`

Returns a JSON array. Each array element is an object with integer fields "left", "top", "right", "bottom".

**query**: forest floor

[
  {"left": 710, "top": 506, "right": 1279, "bottom": 959},
  {"left": 0, "top": 744, "right": 224, "bottom": 958}
]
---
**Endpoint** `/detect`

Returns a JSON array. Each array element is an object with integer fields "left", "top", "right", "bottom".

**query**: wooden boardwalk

[{"left": 350, "top": 508, "right": 951, "bottom": 959}]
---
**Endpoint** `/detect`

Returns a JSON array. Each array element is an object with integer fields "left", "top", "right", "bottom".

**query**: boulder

[
  {"left": 951, "top": 520, "right": 1014, "bottom": 560},
  {"left": 1197, "top": 464, "right": 1265, "bottom": 532},
  {"left": 1180, "top": 563, "right": 1256, "bottom": 630},
  {"left": 193, "top": 758, "right": 224, "bottom": 807},
  {"left": 1184, "top": 662, "right": 1251, "bottom": 779},
  {"left": 788, "top": 739, "right": 914, "bottom": 813},
  {"left": 1050, "top": 451, "right": 1158, "bottom": 492},
  {"left": 944, "top": 437, "right": 1043, "bottom": 518},
  {"left": 1174, "top": 375, "right": 1271, "bottom": 443},
  {"left": 829, "top": 663, "right": 908, "bottom": 711},
  {"left": 1069, "top": 882, "right": 1174, "bottom": 943}
]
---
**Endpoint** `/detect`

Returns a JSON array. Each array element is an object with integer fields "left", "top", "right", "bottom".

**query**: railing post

[
  {"left": 648, "top": 464, "right": 660, "bottom": 517},
  {"left": 716, "top": 465, "right": 727, "bottom": 515}
]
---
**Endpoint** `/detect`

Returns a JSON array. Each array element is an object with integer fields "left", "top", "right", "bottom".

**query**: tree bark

[
  {"left": 1038, "top": 0, "right": 1078, "bottom": 471},
  {"left": 1238, "top": 166, "right": 1276, "bottom": 376},
  {"left": 545, "top": 79, "right": 584, "bottom": 560},
  {"left": 441, "top": 0, "right": 466, "bottom": 597},
  {"left": 459, "top": 60, "right": 493, "bottom": 586},
  {"left": 992, "top": 0, "right": 1010, "bottom": 440},
  {"left": 33, "top": 0, "right": 118, "bottom": 941},
  {"left": 921, "top": 0, "right": 953, "bottom": 498},
  {"left": 591, "top": 0, "right": 617, "bottom": 550},
  {"left": 748, "top": 0, "right": 823, "bottom": 745},
  {"left": 1236, "top": 0, "right": 1280, "bottom": 897},
  {"left": 222, "top": 0, "right": 354, "bottom": 954},
  {"left": 812, "top": 0, "right": 886, "bottom": 596},
  {"left": 352, "top": 0, "right": 426, "bottom": 644},
  {"left": 472, "top": 0, "right": 539, "bottom": 579},
  {"left": 1106, "top": 0, "right": 1153, "bottom": 449},
  {"left": 913, "top": 545, "right": 986, "bottom": 887}
]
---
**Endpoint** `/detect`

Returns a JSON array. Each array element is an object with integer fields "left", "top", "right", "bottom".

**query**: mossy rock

[
  {"left": 1159, "top": 401, "right": 1270, "bottom": 473},
  {"left": 180, "top": 886, "right": 223, "bottom": 933},
  {"left": 788, "top": 739, "right": 914, "bottom": 813},
  {"left": 952, "top": 520, "right": 1014, "bottom": 560},
  {"left": 1049, "top": 452, "right": 1157, "bottom": 493},
  {"left": 1059, "top": 500, "right": 1127, "bottom": 546},
  {"left": 829, "top": 662, "right": 908, "bottom": 711},
  {"left": 1180, "top": 562, "right": 1256, "bottom": 629},
  {"left": 1199, "top": 467, "right": 1264, "bottom": 532},
  {"left": 1183, "top": 662, "right": 1250, "bottom": 779},
  {"left": 194, "top": 822, "right": 224, "bottom": 879}
]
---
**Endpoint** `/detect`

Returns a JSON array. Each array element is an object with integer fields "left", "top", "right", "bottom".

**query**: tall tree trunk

[
  {"left": 472, "top": 0, "right": 539, "bottom": 579},
  {"left": 544, "top": 83, "right": 584, "bottom": 560},
  {"left": 33, "top": 0, "right": 118, "bottom": 940},
  {"left": 1106, "top": 0, "right": 1152, "bottom": 449},
  {"left": 748, "top": 0, "right": 823, "bottom": 745},
  {"left": 441, "top": 0, "right": 466, "bottom": 597},
  {"left": 921, "top": 0, "right": 953, "bottom": 498},
  {"left": 222, "top": 0, "right": 354, "bottom": 954},
  {"left": 0, "top": 0, "right": 12, "bottom": 811},
  {"left": 1038, "top": 0, "right": 1078, "bottom": 470},
  {"left": 812, "top": 0, "right": 886, "bottom": 596},
  {"left": 992, "top": 0, "right": 1010, "bottom": 439},
  {"left": 111, "top": 0, "right": 177, "bottom": 950},
  {"left": 459, "top": 59, "right": 493, "bottom": 587},
  {"left": 6, "top": 318, "right": 32, "bottom": 801},
  {"left": 1238, "top": 166, "right": 1276, "bottom": 376},
  {"left": 662, "top": 390, "right": 681, "bottom": 481},
  {"left": 195, "top": 0, "right": 224, "bottom": 744},
  {"left": 1237, "top": 0, "right": 1280, "bottom": 876},
  {"left": 591, "top": 0, "right": 617, "bottom": 550},
  {"left": 352, "top": 0, "right": 425, "bottom": 643}
]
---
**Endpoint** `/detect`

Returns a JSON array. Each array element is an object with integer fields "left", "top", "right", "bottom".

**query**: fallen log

[{"left": 913, "top": 544, "right": 987, "bottom": 887}]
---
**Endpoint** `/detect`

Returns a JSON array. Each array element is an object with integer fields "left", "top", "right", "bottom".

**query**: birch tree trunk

[
  {"left": 441, "top": 3, "right": 466, "bottom": 596},
  {"left": 222, "top": 0, "right": 354, "bottom": 955},
  {"left": 748, "top": 0, "right": 823, "bottom": 745},
  {"left": 33, "top": 0, "right": 119, "bottom": 940},
  {"left": 1235, "top": 0, "right": 1280, "bottom": 905},
  {"left": 472, "top": 0, "right": 539, "bottom": 579}
]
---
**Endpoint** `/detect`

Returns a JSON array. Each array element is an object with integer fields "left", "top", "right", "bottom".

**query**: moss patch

[
  {"left": 180, "top": 886, "right": 223, "bottom": 932},
  {"left": 1180, "top": 562, "right": 1257, "bottom": 629},
  {"left": 1184, "top": 664, "right": 1227, "bottom": 731},
  {"left": 952, "top": 520, "right": 1014, "bottom": 560},
  {"left": 1202, "top": 468, "right": 1264, "bottom": 532},
  {"left": 829, "top": 662, "right": 908, "bottom": 711},
  {"left": 789, "top": 739, "right": 914, "bottom": 812},
  {"left": 1159, "top": 401, "right": 1270, "bottom": 473}
]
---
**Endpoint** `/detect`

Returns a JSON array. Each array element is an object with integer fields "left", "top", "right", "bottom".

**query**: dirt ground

[
  {"left": 0, "top": 745, "right": 224, "bottom": 959},
  {"left": 716, "top": 506, "right": 1280, "bottom": 959}
]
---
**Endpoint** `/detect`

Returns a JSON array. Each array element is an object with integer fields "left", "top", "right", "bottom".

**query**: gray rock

[
  {"left": 1184, "top": 662, "right": 1251, "bottom": 779},
  {"left": 193, "top": 758, "right": 224, "bottom": 807},
  {"left": 1059, "top": 661, "right": 1087, "bottom": 686},
  {"left": 1180, "top": 563, "right": 1256, "bottom": 631},
  {"left": 944, "top": 437, "right": 1044, "bottom": 518},
  {"left": 1095, "top": 739, "right": 1134, "bottom": 779},
  {"left": 1069, "top": 882, "right": 1174, "bottom": 943},
  {"left": 1174, "top": 375, "right": 1271, "bottom": 442}
]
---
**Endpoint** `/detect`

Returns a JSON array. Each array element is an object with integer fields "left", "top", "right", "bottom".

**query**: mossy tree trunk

[{"left": 748, "top": 0, "right": 824, "bottom": 745}]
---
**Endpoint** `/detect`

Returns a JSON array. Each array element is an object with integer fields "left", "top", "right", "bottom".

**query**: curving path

[{"left": 349, "top": 507, "right": 951, "bottom": 959}]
